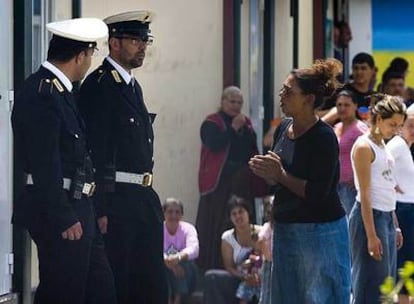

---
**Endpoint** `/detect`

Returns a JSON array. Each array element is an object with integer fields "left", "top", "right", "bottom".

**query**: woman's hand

[
  {"left": 244, "top": 273, "right": 260, "bottom": 286},
  {"left": 164, "top": 254, "right": 181, "bottom": 269},
  {"left": 396, "top": 228, "right": 403, "bottom": 250},
  {"left": 231, "top": 114, "right": 246, "bottom": 131},
  {"left": 249, "top": 151, "right": 285, "bottom": 185},
  {"left": 367, "top": 235, "right": 383, "bottom": 261}
]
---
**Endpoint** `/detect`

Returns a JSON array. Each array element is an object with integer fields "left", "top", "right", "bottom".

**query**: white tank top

[
  {"left": 351, "top": 134, "right": 396, "bottom": 211},
  {"left": 221, "top": 225, "right": 261, "bottom": 267}
]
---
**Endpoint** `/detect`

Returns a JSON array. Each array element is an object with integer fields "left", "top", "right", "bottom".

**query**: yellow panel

[{"left": 373, "top": 51, "right": 414, "bottom": 88}]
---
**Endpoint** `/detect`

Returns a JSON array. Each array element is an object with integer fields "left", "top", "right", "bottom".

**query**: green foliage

[{"left": 380, "top": 261, "right": 414, "bottom": 303}]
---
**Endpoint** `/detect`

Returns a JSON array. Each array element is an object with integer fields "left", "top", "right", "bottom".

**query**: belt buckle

[
  {"left": 89, "top": 182, "right": 96, "bottom": 197},
  {"left": 142, "top": 173, "right": 152, "bottom": 187},
  {"left": 82, "top": 182, "right": 96, "bottom": 197}
]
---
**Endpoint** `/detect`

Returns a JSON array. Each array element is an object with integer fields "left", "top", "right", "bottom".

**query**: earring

[{"left": 374, "top": 126, "right": 380, "bottom": 134}]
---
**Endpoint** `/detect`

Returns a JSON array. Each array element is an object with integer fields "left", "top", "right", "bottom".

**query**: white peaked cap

[
  {"left": 46, "top": 18, "right": 108, "bottom": 42},
  {"left": 103, "top": 10, "right": 154, "bottom": 25}
]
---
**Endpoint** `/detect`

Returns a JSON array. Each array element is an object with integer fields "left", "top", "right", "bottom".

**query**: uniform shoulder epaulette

[
  {"left": 111, "top": 70, "right": 122, "bottom": 83},
  {"left": 38, "top": 78, "right": 65, "bottom": 96}
]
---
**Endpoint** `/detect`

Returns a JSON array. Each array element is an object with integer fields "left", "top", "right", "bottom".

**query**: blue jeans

[
  {"left": 349, "top": 203, "right": 397, "bottom": 304},
  {"left": 271, "top": 216, "right": 351, "bottom": 304},
  {"left": 259, "top": 260, "right": 272, "bottom": 304},
  {"left": 166, "top": 261, "right": 197, "bottom": 296},
  {"left": 337, "top": 182, "right": 357, "bottom": 216}
]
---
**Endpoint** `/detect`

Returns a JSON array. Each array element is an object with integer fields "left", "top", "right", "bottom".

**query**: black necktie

[{"left": 130, "top": 77, "right": 136, "bottom": 95}]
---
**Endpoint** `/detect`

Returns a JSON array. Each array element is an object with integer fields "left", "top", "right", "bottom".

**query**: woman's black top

[{"left": 272, "top": 118, "right": 345, "bottom": 223}]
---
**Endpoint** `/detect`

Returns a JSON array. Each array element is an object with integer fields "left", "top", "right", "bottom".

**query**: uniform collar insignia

[
  {"left": 111, "top": 70, "right": 122, "bottom": 83},
  {"left": 52, "top": 78, "right": 64, "bottom": 93}
]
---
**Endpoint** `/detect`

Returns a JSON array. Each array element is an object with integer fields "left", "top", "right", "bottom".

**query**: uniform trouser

[
  {"left": 29, "top": 226, "right": 117, "bottom": 304},
  {"left": 105, "top": 216, "right": 168, "bottom": 304}
]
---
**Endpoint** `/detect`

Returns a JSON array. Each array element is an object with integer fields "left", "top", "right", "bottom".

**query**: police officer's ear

[
  {"left": 74, "top": 50, "right": 87, "bottom": 65},
  {"left": 108, "top": 37, "right": 122, "bottom": 52}
]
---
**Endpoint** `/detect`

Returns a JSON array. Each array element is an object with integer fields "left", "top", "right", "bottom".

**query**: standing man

[
  {"left": 79, "top": 11, "right": 168, "bottom": 304},
  {"left": 12, "top": 18, "right": 117, "bottom": 303},
  {"left": 320, "top": 53, "right": 377, "bottom": 125},
  {"left": 381, "top": 72, "right": 406, "bottom": 97}
]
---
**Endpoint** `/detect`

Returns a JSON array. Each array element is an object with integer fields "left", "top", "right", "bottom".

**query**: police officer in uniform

[
  {"left": 12, "top": 18, "right": 117, "bottom": 304},
  {"left": 78, "top": 11, "right": 168, "bottom": 304}
]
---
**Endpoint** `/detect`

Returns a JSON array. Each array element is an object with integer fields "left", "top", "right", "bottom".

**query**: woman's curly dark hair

[{"left": 291, "top": 58, "right": 343, "bottom": 108}]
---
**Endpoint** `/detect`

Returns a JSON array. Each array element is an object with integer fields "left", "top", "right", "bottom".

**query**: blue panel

[{"left": 372, "top": 0, "right": 414, "bottom": 50}]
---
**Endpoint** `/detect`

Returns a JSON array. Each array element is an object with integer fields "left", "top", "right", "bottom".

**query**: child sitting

[{"left": 236, "top": 231, "right": 262, "bottom": 304}]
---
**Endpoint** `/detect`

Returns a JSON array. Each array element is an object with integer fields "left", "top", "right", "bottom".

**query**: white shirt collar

[
  {"left": 106, "top": 56, "right": 134, "bottom": 84},
  {"left": 41, "top": 61, "right": 73, "bottom": 92}
]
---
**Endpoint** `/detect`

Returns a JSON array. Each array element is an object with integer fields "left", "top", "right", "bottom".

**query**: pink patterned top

[
  {"left": 334, "top": 120, "right": 368, "bottom": 183},
  {"left": 163, "top": 221, "right": 199, "bottom": 260}
]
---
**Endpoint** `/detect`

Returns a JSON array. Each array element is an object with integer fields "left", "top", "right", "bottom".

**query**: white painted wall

[
  {"left": 298, "top": 0, "right": 314, "bottom": 69},
  {"left": 0, "top": 0, "right": 13, "bottom": 296},
  {"left": 240, "top": 0, "right": 251, "bottom": 114},
  {"left": 82, "top": 0, "right": 223, "bottom": 223},
  {"left": 349, "top": 0, "right": 372, "bottom": 73},
  {"left": 274, "top": 0, "right": 293, "bottom": 118}
]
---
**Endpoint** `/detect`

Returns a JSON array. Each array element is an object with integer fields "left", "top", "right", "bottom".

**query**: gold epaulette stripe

[
  {"left": 52, "top": 78, "right": 64, "bottom": 93},
  {"left": 111, "top": 70, "right": 122, "bottom": 83}
]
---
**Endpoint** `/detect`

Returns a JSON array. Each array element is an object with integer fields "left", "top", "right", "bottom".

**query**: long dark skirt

[{"left": 195, "top": 166, "right": 255, "bottom": 271}]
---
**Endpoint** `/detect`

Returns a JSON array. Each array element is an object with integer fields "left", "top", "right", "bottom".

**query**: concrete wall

[
  {"left": 298, "top": 0, "right": 314, "bottom": 69},
  {"left": 274, "top": 0, "right": 293, "bottom": 118},
  {"left": 82, "top": 0, "right": 223, "bottom": 223},
  {"left": 349, "top": 0, "right": 372, "bottom": 73}
]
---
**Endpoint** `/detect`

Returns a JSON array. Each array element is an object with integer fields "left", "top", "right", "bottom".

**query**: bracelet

[{"left": 396, "top": 228, "right": 402, "bottom": 233}]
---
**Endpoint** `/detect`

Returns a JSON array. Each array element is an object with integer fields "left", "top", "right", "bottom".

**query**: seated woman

[
  {"left": 204, "top": 195, "right": 262, "bottom": 304},
  {"left": 163, "top": 198, "right": 199, "bottom": 304}
]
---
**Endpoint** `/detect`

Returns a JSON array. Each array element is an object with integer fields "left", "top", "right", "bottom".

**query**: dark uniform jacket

[
  {"left": 12, "top": 66, "right": 96, "bottom": 236},
  {"left": 79, "top": 59, "right": 161, "bottom": 222}
]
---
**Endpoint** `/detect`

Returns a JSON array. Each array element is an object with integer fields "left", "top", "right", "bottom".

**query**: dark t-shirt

[
  {"left": 271, "top": 118, "right": 345, "bottom": 223},
  {"left": 322, "top": 82, "right": 375, "bottom": 110}
]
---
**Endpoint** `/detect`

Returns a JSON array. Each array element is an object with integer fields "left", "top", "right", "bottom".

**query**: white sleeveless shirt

[
  {"left": 221, "top": 225, "right": 261, "bottom": 266},
  {"left": 351, "top": 134, "right": 396, "bottom": 211}
]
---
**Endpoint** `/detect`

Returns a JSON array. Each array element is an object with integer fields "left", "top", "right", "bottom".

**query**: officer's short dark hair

[
  {"left": 352, "top": 52, "right": 375, "bottom": 69},
  {"left": 47, "top": 35, "right": 96, "bottom": 63}
]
